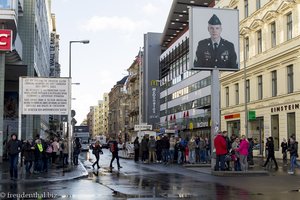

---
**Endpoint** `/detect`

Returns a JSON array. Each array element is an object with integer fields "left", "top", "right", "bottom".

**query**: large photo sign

[
  {"left": 20, "top": 77, "right": 70, "bottom": 115},
  {"left": 189, "top": 7, "right": 239, "bottom": 71}
]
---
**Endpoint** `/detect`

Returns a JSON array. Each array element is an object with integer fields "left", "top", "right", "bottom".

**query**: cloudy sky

[{"left": 51, "top": 0, "right": 172, "bottom": 124}]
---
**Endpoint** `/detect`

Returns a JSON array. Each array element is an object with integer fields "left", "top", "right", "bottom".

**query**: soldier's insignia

[
  {"left": 221, "top": 51, "right": 229, "bottom": 61},
  {"left": 204, "top": 51, "right": 211, "bottom": 60}
]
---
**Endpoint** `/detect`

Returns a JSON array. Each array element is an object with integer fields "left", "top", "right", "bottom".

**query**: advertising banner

[
  {"left": 189, "top": 7, "right": 239, "bottom": 71},
  {"left": 20, "top": 77, "right": 70, "bottom": 115},
  {"left": 0, "top": 29, "right": 13, "bottom": 51}
]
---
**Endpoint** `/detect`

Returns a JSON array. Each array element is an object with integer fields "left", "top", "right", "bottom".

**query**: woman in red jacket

[{"left": 214, "top": 131, "right": 228, "bottom": 171}]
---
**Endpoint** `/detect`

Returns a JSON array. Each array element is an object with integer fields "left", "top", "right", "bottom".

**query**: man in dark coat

[
  {"left": 108, "top": 137, "right": 122, "bottom": 170},
  {"left": 6, "top": 133, "right": 22, "bottom": 180},
  {"left": 194, "top": 14, "right": 237, "bottom": 69}
]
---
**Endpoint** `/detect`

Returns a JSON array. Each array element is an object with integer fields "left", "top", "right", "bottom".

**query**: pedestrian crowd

[
  {"left": 6, "top": 133, "right": 82, "bottom": 181},
  {"left": 132, "top": 134, "right": 211, "bottom": 165}
]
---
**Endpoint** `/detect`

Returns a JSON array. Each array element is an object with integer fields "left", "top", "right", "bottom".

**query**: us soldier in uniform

[{"left": 194, "top": 14, "right": 238, "bottom": 69}]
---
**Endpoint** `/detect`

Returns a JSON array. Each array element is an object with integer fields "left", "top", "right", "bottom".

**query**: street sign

[
  {"left": 134, "top": 124, "right": 152, "bottom": 131},
  {"left": 248, "top": 110, "right": 256, "bottom": 121}
]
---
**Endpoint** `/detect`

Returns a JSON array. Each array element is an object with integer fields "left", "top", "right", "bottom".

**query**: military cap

[{"left": 208, "top": 14, "right": 221, "bottom": 25}]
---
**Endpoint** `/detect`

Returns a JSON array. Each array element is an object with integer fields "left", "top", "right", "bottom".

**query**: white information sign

[
  {"left": 134, "top": 124, "right": 152, "bottom": 131},
  {"left": 20, "top": 77, "right": 70, "bottom": 115}
]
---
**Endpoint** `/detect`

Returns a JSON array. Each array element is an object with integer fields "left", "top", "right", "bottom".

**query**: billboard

[
  {"left": 189, "top": 7, "right": 239, "bottom": 71},
  {"left": 20, "top": 77, "right": 70, "bottom": 115}
]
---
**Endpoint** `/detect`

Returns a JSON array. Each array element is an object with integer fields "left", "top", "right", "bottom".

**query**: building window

[
  {"left": 258, "top": 75, "right": 263, "bottom": 100},
  {"left": 287, "top": 65, "right": 294, "bottom": 93},
  {"left": 244, "top": 0, "right": 249, "bottom": 18},
  {"left": 272, "top": 70, "right": 277, "bottom": 97},
  {"left": 246, "top": 79, "right": 250, "bottom": 103},
  {"left": 225, "top": 87, "right": 229, "bottom": 107},
  {"left": 0, "top": 0, "right": 12, "bottom": 9},
  {"left": 271, "top": 22, "right": 276, "bottom": 48},
  {"left": 235, "top": 83, "right": 239, "bottom": 105},
  {"left": 287, "top": 13, "right": 292, "bottom": 40},
  {"left": 245, "top": 37, "right": 249, "bottom": 60},
  {"left": 257, "top": 30, "right": 262, "bottom": 54},
  {"left": 287, "top": 112, "right": 295, "bottom": 139},
  {"left": 256, "top": 0, "right": 261, "bottom": 10}
]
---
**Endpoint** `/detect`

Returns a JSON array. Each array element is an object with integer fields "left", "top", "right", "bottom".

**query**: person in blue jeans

[
  {"left": 6, "top": 133, "right": 22, "bottom": 180},
  {"left": 288, "top": 136, "right": 300, "bottom": 174}
]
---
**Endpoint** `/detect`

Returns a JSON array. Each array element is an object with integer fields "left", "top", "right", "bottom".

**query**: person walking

[
  {"left": 214, "top": 131, "right": 228, "bottom": 171},
  {"left": 161, "top": 135, "right": 170, "bottom": 164},
  {"left": 156, "top": 136, "right": 163, "bottom": 163},
  {"left": 169, "top": 136, "right": 176, "bottom": 163},
  {"left": 34, "top": 139, "right": 44, "bottom": 173},
  {"left": 51, "top": 138, "right": 60, "bottom": 164},
  {"left": 73, "top": 138, "right": 82, "bottom": 165},
  {"left": 108, "top": 137, "right": 122, "bottom": 170},
  {"left": 281, "top": 138, "right": 288, "bottom": 166},
  {"left": 92, "top": 141, "right": 103, "bottom": 169},
  {"left": 62, "top": 139, "right": 69, "bottom": 166},
  {"left": 133, "top": 137, "right": 140, "bottom": 162},
  {"left": 6, "top": 133, "right": 22, "bottom": 180},
  {"left": 22, "top": 138, "right": 35, "bottom": 174},
  {"left": 288, "top": 136, "right": 300, "bottom": 174},
  {"left": 263, "top": 137, "right": 278, "bottom": 170},
  {"left": 236, "top": 135, "right": 249, "bottom": 171}
]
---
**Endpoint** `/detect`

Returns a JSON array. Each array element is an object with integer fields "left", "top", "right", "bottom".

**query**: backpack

[
  {"left": 46, "top": 145, "right": 53, "bottom": 153},
  {"left": 110, "top": 142, "right": 116, "bottom": 153}
]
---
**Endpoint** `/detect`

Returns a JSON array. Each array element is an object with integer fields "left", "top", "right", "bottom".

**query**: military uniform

[
  {"left": 193, "top": 38, "right": 237, "bottom": 69},
  {"left": 193, "top": 14, "right": 238, "bottom": 70}
]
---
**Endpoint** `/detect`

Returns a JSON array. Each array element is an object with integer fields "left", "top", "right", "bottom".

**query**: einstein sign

[{"left": 20, "top": 77, "right": 70, "bottom": 115}]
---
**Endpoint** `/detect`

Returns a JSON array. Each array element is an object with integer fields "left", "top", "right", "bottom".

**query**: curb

[
  {"left": 183, "top": 164, "right": 211, "bottom": 168},
  {"left": 211, "top": 170, "right": 269, "bottom": 177},
  {"left": 0, "top": 161, "right": 88, "bottom": 184}
]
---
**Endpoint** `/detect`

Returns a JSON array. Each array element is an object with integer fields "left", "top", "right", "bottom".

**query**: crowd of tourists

[
  {"left": 213, "top": 130, "right": 299, "bottom": 174},
  {"left": 6, "top": 133, "right": 82, "bottom": 180},
  {"left": 132, "top": 134, "right": 211, "bottom": 165}
]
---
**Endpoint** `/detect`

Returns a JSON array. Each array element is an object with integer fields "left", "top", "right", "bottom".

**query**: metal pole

[
  {"left": 138, "top": 48, "right": 142, "bottom": 134},
  {"left": 243, "top": 36, "right": 248, "bottom": 138},
  {"left": 68, "top": 42, "right": 72, "bottom": 165},
  {"left": 210, "top": 68, "right": 220, "bottom": 170},
  {"left": 0, "top": 52, "right": 5, "bottom": 162}
]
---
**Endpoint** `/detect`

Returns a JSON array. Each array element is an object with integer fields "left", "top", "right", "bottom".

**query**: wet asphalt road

[{"left": 1, "top": 149, "right": 300, "bottom": 199}]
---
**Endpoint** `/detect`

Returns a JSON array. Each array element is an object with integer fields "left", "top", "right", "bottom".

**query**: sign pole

[{"left": 210, "top": 68, "right": 220, "bottom": 170}]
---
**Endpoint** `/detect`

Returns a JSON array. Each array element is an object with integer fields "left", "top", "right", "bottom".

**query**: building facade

[
  {"left": 108, "top": 76, "right": 129, "bottom": 141},
  {"left": 0, "top": 0, "right": 54, "bottom": 162},
  {"left": 142, "top": 33, "right": 161, "bottom": 131},
  {"left": 218, "top": 0, "right": 300, "bottom": 157},
  {"left": 98, "top": 93, "right": 109, "bottom": 137},
  {"left": 159, "top": 0, "right": 215, "bottom": 138}
]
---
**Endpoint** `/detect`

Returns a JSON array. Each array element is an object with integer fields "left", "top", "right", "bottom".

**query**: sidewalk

[
  {"left": 0, "top": 160, "right": 88, "bottom": 184},
  {"left": 183, "top": 157, "right": 298, "bottom": 177}
]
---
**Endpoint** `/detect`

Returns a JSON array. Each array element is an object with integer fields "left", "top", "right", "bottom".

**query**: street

[{"left": 1, "top": 150, "right": 300, "bottom": 199}]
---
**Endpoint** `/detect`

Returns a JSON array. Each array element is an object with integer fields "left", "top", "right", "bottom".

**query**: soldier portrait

[
  {"left": 194, "top": 14, "right": 237, "bottom": 69},
  {"left": 191, "top": 9, "right": 239, "bottom": 71}
]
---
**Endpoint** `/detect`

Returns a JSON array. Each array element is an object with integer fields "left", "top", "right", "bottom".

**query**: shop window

[
  {"left": 271, "top": 115, "right": 279, "bottom": 151},
  {"left": 287, "top": 112, "right": 295, "bottom": 139}
]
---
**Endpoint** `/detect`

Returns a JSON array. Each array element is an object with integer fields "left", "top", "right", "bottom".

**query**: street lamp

[{"left": 68, "top": 40, "right": 90, "bottom": 164}]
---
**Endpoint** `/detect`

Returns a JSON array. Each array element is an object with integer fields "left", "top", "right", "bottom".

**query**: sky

[{"left": 51, "top": 0, "right": 173, "bottom": 124}]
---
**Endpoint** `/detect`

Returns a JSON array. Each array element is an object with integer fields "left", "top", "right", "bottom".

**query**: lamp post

[{"left": 68, "top": 40, "right": 89, "bottom": 164}]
